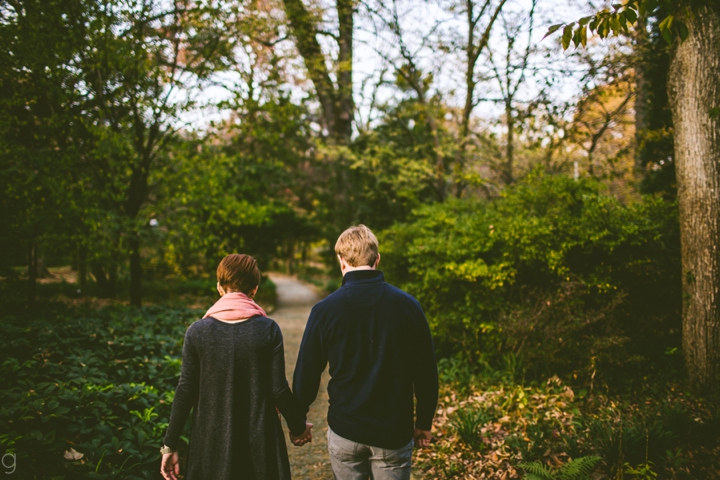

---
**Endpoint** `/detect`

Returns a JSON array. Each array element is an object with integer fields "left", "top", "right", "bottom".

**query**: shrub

[{"left": 381, "top": 172, "right": 681, "bottom": 387}]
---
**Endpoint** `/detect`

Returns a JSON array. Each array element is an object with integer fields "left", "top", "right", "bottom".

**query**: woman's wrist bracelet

[{"left": 160, "top": 445, "right": 176, "bottom": 455}]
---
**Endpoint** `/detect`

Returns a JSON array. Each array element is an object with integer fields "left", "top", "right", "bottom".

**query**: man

[{"left": 293, "top": 225, "right": 438, "bottom": 480}]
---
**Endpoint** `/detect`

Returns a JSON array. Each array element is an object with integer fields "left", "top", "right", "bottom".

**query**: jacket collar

[{"left": 341, "top": 269, "right": 385, "bottom": 286}]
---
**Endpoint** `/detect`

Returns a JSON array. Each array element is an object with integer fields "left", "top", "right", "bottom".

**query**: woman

[{"left": 160, "top": 254, "right": 312, "bottom": 480}]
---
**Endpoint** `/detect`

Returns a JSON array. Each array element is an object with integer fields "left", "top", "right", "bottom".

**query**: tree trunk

[
  {"left": 78, "top": 243, "right": 87, "bottom": 289},
  {"left": 281, "top": 0, "right": 354, "bottom": 144},
  {"left": 285, "top": 240, "right": 295, "bottom": 275},
  {"left": 667, "top": 5, "right": 720, "bottom": 393},
  {"left": 336, "top": 0, "right": 354, "bottom": 142},
  {"left": 634, "top": 13, "right": 649, "bottom": 175},
  {"left": 129, "top": 234, "right": 142, "bottom": 307},
  {"left": 504, "top": 100, "right": 514, "bottom": 184},
  {"left": 27, "top": 242, "right": 37, "bottom": 304}
]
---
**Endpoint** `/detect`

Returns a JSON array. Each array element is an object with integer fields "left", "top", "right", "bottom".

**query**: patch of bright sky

[{"left": 179, "top": 0, "right": 615, "bottom": 135}]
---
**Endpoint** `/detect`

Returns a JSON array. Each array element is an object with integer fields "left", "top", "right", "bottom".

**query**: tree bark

[
  {"left": 634, "top": 13, "right": 649, "bottom": 175},
  {"left": 504, "top": 99, "right": 514, "bottom": 184},
  {"left": 129, "top": 234, "right": 142, "bottom": 307},
  {"left": 336, "top": 0, "right": 354, "bottom": 141},
  {"left": 667, "top": 5, "right": 720, "bottom": 393},
  {"left": 27, "top": 242, "right": 37, "bottom": 304},
  {"left": 78, "top": 243, "right": 87, "bottom": 289},
  {"left": 282, "top": 0, "right": 354, "bottom": 144}
]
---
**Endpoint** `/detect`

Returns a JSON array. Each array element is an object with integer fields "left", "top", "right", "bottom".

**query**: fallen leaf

[{"left": 63, "top": 448, "right": 83, "bottom": 461}]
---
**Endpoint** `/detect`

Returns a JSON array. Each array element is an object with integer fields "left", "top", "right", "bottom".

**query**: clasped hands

[{"left": 290, "top": 422, "right": 313, "bottom": 446}]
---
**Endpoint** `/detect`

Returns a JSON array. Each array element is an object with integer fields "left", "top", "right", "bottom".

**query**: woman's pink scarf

[{"left": 204, "top": 292, "right": 266, "bottom": 321}]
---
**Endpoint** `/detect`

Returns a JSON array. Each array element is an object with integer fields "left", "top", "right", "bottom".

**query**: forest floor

[{"left": 268, "top": 273, "right": 425, "bottom": 480}]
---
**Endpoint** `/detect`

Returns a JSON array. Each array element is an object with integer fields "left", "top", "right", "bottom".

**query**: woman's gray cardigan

[{"left": 163, "top": 315, "right": 306, "bottom": 480}]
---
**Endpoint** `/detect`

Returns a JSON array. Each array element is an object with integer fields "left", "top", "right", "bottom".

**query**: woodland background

[{"left": 1, "top": 0, "right": 719, "bottom": 478}]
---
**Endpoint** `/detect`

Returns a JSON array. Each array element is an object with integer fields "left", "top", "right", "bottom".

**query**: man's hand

[
  {"left": 160, "top": 452, "right": 180, "bottom": 480},
  {"left": 290, "top": 422, "right": 313, "bottom": 446},
  {"left": 414, "top": 428, "right": 432, "bottom": 447}
]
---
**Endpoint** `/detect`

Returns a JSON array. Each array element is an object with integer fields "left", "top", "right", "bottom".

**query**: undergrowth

[
  {"left": 416, "top": 358, "right": 720, "bottom": 479},
  {"left": 0, "top": 305, "right": 197, "bottom": 479}
]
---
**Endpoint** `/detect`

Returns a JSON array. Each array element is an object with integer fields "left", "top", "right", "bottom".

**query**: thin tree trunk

[
  {"left": 27, "top": 242, "right": 37, "bottom": 304},
  {"left": 505, "top": 100, "right": 514, "bottom": 184},
  {"left": 129, "top": 235, "right": 142, "bottom": 307},
  {"left": 667, "top": 5, "right": 720, "bottom": 393},
  {"left": 336, "top": 0, "right": 354, "bottom": 142},
  {"left": 634, "top": 13, "right": 649, "bottom": 176},
  {"left": 78, "top": 243, "right": 87, "bottom": 289}
]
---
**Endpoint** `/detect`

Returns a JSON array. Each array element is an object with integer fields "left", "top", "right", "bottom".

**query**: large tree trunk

[
  {"left": 282, "top": 0, "right": 354, "bottom": 144},
  {"left": 667, "top": 5, "right": 720, "bottom": 393}
]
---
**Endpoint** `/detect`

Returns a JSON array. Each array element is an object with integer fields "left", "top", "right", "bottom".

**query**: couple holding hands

[{"left": 160, "top": 225, "right": 439, "bottom": 480}]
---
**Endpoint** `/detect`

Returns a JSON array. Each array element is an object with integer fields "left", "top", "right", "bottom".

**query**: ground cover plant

[
  {"left": 0, "top": 305, "right": 197, "bottom": 479},
  {"left": 415, "top": 360, "right": 720, "bottom": 479}
]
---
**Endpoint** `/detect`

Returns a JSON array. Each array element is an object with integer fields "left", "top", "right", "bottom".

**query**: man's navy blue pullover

[{"left": 293, "top": 270, "right": 438, "bottom": 449}]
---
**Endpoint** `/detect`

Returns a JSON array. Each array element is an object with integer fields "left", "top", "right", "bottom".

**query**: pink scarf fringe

[{"left": 204, "top": 292, "right": 266, "bottom": 321}]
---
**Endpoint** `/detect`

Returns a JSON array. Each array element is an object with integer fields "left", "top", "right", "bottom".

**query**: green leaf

[
  {"left": 710, "top": 107, "right": 720, "bottom": 119},
  {"left": 624, "top": 8, "right": 638, "bottom": 24},
  {"left": 662, "top": 27, "right": 673, "bottom": 45},
  {"left": 544, "top": 23, "right": 564, "bottom": 40},
  {"left": 676, "top": 20, "right": 689, "bottom": 41},
  {"left": 562, "top": 24, "right": 574, "bottom": 50},
  {"left": 572, "top": 27, "right": 582, "bottom": 47}
]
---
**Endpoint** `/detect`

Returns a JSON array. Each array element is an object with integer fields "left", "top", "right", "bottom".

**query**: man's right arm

[{"left": 292, "top": 307, "right": 328, "bottom": 414}]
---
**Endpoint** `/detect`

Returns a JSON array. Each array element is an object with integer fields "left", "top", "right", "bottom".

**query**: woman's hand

[
  {"left": 290, "top": 422, "right": 313, "bottom": 446},
  {"left": 161, "top": 452, "right": 180, "bottom": 480}
]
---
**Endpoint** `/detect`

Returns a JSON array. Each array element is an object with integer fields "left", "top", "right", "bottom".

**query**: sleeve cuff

[
  {"left": 289, "top": 418, "right": 307, "bottom": 437},
  {"left": 163, "top": 436, "right": 178, "bottom": 450},
  {"left": 415, "top": 419, "right": 433, "bottom": 431}
]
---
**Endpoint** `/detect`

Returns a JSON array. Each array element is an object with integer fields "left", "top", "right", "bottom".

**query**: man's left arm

[
  {"left": 412, "top": 305, "right": 439, "bottom": 447},
  {"left": 292, "top": 307, "right": 328, "bottom": 415}
]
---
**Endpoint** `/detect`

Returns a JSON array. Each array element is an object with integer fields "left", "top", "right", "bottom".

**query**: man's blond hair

[{"left": 335, "top": 224, "right": 379, "bottom": 267}]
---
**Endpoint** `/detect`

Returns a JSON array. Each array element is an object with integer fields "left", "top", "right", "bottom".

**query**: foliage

[
  {"left": 450, "top": 405, "right": 493, "bottom": 451},
  {"left": 381, "top": 173, "right": 681, "bottom": 387},
  {"left": 519, "top": 455, "right": 601, "bottom": 480},
  {"left": 0, "top": 305, "right": 199, "bottom": 479},
  {"left": 545, "top": 0, "right": 691, "bottom": 51},
  {"left": 417, "top": 362, "right": 720, "bottom": 479}
]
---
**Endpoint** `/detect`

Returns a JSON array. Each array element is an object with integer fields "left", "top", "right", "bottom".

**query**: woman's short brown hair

[
  {"left": 217, "top": 254, "right": 261, "bottom": 295},
  {"left": 335, "top": 224, "right": 379, "bottom": 267}
]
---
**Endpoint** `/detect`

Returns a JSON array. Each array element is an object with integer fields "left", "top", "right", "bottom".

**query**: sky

[{"left": 178, "top": 0, "right": 609, "bottom": 135}]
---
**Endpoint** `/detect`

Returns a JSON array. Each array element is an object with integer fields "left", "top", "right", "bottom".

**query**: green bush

[
  {"left": 0, "top": 305, "right": 197, "bottom": 479},
  {"left": 381, "top": 173, "right": 681, "bottom": 387}
]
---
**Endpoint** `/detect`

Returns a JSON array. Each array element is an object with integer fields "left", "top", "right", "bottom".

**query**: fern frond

[
  {"left": 519, "top": 461, "right": 555, "bottom": 480},
  {"left": 558, "top": 455, "right": 602, "bottom": 480},
  {"left": 525, "top": 474, "right": 553, "bottom": 480}
]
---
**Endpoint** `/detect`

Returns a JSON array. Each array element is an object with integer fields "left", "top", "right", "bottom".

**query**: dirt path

[
  {"left": 269, "top": 274, "right": 335, "bottom": 479},
  {"left": 270, "top": 273, "right": 424, "bottom": 480}
]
